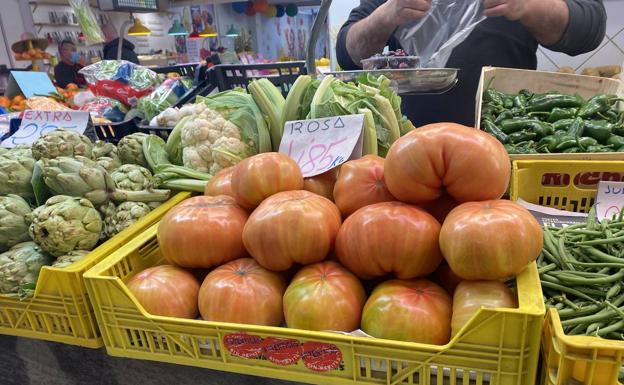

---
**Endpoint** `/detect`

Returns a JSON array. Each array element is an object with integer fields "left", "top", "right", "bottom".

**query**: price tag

[
  {"left": 1, "top": 110, "right": 90, "bottom": 148},
  {"left": 595, "top": 181, "right": 624, "bottom": 221},
  {"left": 279, "top": 115, "right": 364, "bottom": 177}
]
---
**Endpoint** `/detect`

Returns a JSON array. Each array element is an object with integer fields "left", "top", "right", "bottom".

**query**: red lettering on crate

[
  {"left": 223, "top": 332, "right": 265, "bottom": 359},
  {"left": 574, "top": 172, "right": 624, "bottom": 188},
  {"left": 262, "top": 337, "right": 302, "bottom": 366},
  {"left": 541, "top": 173, "right": 570, "bottom": 187},
  {"left": 301, "top": 342, "right": 342, "bottom": 372}
]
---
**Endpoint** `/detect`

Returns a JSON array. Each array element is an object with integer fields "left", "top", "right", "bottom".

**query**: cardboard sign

[
  {"left": 279, "top": 115, "right": 364, "bottom": 177},
  {"left": 1, "top": 110, "right": 90, "bottom": 148},
  {"left": 516, "top": 199, "right": 588, "bottom": 227},
  {"left": 596, "top": 181, "right": 624, "bottom": 221},
  {"left": 6, "top": 71, "right": 56, "bottom": 99}
]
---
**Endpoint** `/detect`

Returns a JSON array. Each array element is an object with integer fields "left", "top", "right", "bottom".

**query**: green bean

[
  {"left": 582, "top": 246, "right": 624, "bottom": 264},
  {"left": 568, "top": 323, "right": 589, "bottom": 335},
  {"left": 563, "top": 229, "right": 603, "bottom": 236},
  {"left": 586, "top": 322, "right": 604, "bottom": 335},
  {"left": 561, "top": 306, "right": 624, "bottom": 326},
  {"left": 541, "top": 281, "right": 600, "bottom": 303},
  {"left": 575, "top": 235, "right": 624, "bottom": 245},
  {"left": 558, "top": 303, "right": 604, "bottom": 318},
  {"left": 606, "top": 283, "right": 621, "bottom": 299},
  {"left": 596, "top": 319, "right": 624, "bottom": 336},
  {"left": 538, "top": 263, "right": 558, "bottom": 274}
]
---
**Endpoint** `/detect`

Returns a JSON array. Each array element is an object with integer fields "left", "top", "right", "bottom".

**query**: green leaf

[{"left": 30, "top": 161, "right": 51, "bottom": 207}]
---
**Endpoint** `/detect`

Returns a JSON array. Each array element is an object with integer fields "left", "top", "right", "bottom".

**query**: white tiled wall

[{"left": 537, "top": 0, "right": 624, "bottom": 72}]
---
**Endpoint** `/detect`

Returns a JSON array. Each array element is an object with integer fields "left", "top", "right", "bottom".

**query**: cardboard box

[{"left": 475, "top": 67, "right": 624, "bottom": 160}]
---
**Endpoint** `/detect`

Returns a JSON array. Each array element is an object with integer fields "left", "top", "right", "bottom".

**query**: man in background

[
  {"left": 53, "top": 40, "right": 85, "bottom": 88},
  {"left": 101, "top": 23, "right": 139, "bottom": 64},
  {"left": 336, "top": 0, "right": 607, "bottom": 127}
]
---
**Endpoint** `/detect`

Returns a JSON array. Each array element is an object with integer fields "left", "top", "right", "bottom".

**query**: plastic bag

[
  {"left": 69, "top": 0, "right": 104, "bottom": 45},
  {"left": 79, "top": 60, "right": 159, "bottom": 106},
  {"left": 394, "top": 0, "right": 486, "bottom": 68},
  {"left": 137, "top": 77, "right": 193, "bottom": 121},
  {"left": 80, "top": 97, "right": 128, "bottom": 122}
]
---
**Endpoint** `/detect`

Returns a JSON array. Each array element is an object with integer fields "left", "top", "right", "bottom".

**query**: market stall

[{"left": 1, "top": 1, "right": 624, "bottom": 385}]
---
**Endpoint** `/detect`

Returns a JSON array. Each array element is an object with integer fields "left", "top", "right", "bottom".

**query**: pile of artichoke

[{"left": 0, "top": 129, "right": 175, "bottom": 298}]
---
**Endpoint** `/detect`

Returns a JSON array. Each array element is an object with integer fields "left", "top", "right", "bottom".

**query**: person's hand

[
  {"left": 381, "top": 0, "right": 432, "bottom": 27},
  {"left": 483, "top": 0, "right": 533, "bottom": 21}
]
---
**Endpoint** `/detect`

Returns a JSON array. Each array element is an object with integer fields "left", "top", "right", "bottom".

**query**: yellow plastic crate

[
  {"left": 0, "top": 192, "right": 190, "bottom": 348},
  {"left": 510, "top": 159, "right": 624, "bottom": 385},
  {"left": 541, "top": 309, "right": 624, "bottom": 385},
  {"left": 84, "top": 222, "right": 545, "bottom": 385},
  {"left": 510, "top": 160, "right": 624, "bottom": 213}
]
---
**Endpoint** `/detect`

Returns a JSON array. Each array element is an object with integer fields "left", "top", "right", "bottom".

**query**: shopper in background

[
  {"left": 101, "top": 23, "right": 140, "bottom": 64},
  {"left": 53, "top": 40, "right": 85, "bottom": 88},
  {"left": 336, "top": 0, "right": 607, "bottom": 127}
]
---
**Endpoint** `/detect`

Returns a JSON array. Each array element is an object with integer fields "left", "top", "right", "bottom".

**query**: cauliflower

[{"left": 175, "top": 91, "right": 272, "bottom": 174}]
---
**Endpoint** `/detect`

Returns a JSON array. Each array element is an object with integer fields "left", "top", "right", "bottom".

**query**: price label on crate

[
  {"left": 1, "top": 110, "right": 90, "bottom": 148},
  {"left": 279, "top": 115, "right": 364, "bottom": 177},
  {"left": 595, "top": 181, "right": 624, "bottom": 221}
]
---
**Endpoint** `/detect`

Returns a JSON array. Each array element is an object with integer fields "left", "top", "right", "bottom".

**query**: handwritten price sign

[
  {"left": 596, "top": 181, "right": 624, "bottom": 221},
  {"left": 279, "top": 115, "right": 364, "bottom": 177},
  {"left": 2, "top": 110, "right": 90, "bottom": 148}
]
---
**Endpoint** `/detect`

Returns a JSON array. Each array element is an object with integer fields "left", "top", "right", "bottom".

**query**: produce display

[
  {"left": 481, "top": 88, "right": 624, "bottom": 154},
  {"left": 125, "top": 122, "right": 537, "bottom": 347},
  {"left": 0, "top": 129, "right": 178, "bottom": 298}
]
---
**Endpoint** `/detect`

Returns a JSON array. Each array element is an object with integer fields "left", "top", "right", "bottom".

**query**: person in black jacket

[
  {"left": 336, "top": 0, "right": 607, "bottom": 127},
  {"left": 53, "top": 40, "right": 86, "bottom": 88},
  {"left": 101, "top": 23, "right": 140, "bottom": 64}
]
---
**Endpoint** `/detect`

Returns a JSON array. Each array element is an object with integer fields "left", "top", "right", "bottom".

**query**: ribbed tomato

[
  {"left": 283, "top": 261, "right": 366, "bottom": 332},
  {"left": 336, "top": 202, "right": 442, "bottom": 279},
  {"left": 451, "top": 281, "right": 516, "bottom": 337},
  {"left": 440, "top": 200, "right": 543, "bottom": 280},
  {"left": 384, "top": 123, "right": 511, "bottom": 204},
  {"left": 430, "top": 261, "right": 463, "bottom": 295},
  {"left": 361, "top": 279, "right": 451, "bottom": 344},
  {"left": 126, "top": 265, "right": 199, "bottom": 319},
  {"left": 204, "top": 166, "right": 235, "bottom": 197},
  {"left": 243, "top": 190, "right": 342, "bottom": 271},
  {"left": 231, "top": 152, "right": 304, "bottom": 209},
  {"left": 303, "top": 167, "right": 339, "bottom": 201},
  {"left": 419, "top": 193, "right": 458, "bottom": 224},
  {"left": 333, "top": 155, "right": 395, "bottom": 217},
  {"left": 158, "top": 195, "right": 248, "bottom": 268},
  {"left": 198, "top": 258, "right": 286, "bottom": 326}
]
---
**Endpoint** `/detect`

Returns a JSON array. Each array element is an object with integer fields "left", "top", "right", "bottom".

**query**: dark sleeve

[
  {"left": 124, "top": 48, "right": 140, "bottom": 64},
  {"left": 336, "top": 0, "right": 401, "bottom": 70},
  {"left": 545, "top": 0, "right": 606, "bottom": 55},
  {"left": 54, "top": 65, "right": 71, "bottom": 88}
]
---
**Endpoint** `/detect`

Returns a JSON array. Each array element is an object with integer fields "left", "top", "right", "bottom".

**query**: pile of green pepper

[
  {"left": 481, "top": 88, "right": 624, "bottom": 154},
  {"left": 539, "top": 210, "right": 624, "bottom": 340}
]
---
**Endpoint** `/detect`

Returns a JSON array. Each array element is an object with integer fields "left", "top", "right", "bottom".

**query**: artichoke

[
  {"left": 103, "top": 201, "right": 151, "bottom": 237},
  {"left": 40, "top": 156, "right": 170, "bottom": 206},
  {"left": 110, "top": 164, "right": 154, "bottom": 191},
  {"left": 0, "top": 147, "right": 36, "bottom": 200},
  {"left": 92, "top": 141, "right": 122, "bottom": 172},
  {"left": 0, "top": 241, "right": 53, "bottom": 296},
  {"left": 118, "top": 133, "right": 149, "bottom": 167},
  {"left": 31, "top": 128, "right": 93, "bottom": 160},
  {"left": 29, "top": 195, "right": 103, "bottom": 257},
  {"left": 0, "top": 195, "right": 32, "bottom": 252},
  {"left": 52, "top": 250, "right": 90, "bottom": 268}
]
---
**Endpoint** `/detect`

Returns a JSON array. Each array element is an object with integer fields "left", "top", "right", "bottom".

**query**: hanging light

[
  {"left": 199, "top": 25, "right": 218, "bottom": 37},
  {"left": 127, "top": 18, "right": 151, "bottom": 36},
  {"left": 225, "top": 24, "right": 240, "bottom": 37},
  {"left": 168, "top": 20, "right": 188, "bottom": 36}
]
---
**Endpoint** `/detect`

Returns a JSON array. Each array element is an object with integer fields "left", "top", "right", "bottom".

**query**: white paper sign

[
  {"left": 279, "top": 115, "right": 364, "bottom": 177},
  {"left": 1, "top": 110, "right": 90, "bottom": 148},
  {"left": 595, "top": 181, "right": 624, "bottom": 221}
]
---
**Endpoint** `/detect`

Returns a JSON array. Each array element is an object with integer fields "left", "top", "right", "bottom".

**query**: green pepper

[
  {"left": 503, "top": 144, "right": 518, "bottom": 154},
  {"left": 583, "top": 120, "right": 613, "bottom": 143},
  {"left": 503, "top": 98, "right": 514, "bottom": 109},
  {"left": 562, "top": 146, "right": 580, "bottom": 153},
  {"left": 481, "top": 105, "right": 499, "bottom": 121},
  {"left": 599, "top": 110, "right": 619, "bottom": 122},
  {"left": 551, "top": 118, "right": 574, "bottom": 132},
  {"left": 482, "top": 120, "right": 508, "bottom": 144},
  {"left": 586, "top": 145, "right": 614, "bottom": 153},
  {"left": 566, "top": 117, "right": 585, "bottom": 138},
  {"left": 499, "top": 118, "right": 541, "bottom": 134},
  {"left": 519, "top": 89, "right": 534, "bottom": 100},
  {"left": 504, "top": 143, "right": 536, "bottom": 154},
  {"left": 507, "top": 130, "right": 538, "bottom": 144},
  {"left": 578, "top": 94, "right": 623, "bottom": 118},
  {"left": 555, "top": 135, "right": 578, "bottom": 151},
  {"left": 513, "top": 94, "right": 527, "bottom": 109},
  {"left": 539, "top": 131, "right": 568, "bottom": 152},
  {"left": 607, "top": 135, "right": 624, "bottom": 148},
  {"left": 526, "top": 121, "right": 554, "bottom": 137},
  {"left": 494, "top": 110, "right": 515, "bottom": 124},
  {"left": 549, "top": 107, "right": 578, "bottom": 122},
  {"left": 617, "top": 145, "right": 624, "bottom": 152},
  {"left": 527, "top": 93, "right": 585, "bottom": 112},
  {"left": 484, "top": 89, "right": 506, "bottom": 106},
  {"left": 577, "top": 136, "right": 598, "bottom": 150}
]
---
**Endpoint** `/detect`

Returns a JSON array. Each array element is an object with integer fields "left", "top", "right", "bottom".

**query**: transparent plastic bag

[
  {"left": 394, "top": 0, "right": 486, "bottom": 68},
  {"left": 69, "top": 0, "right": 104, "bottom": 45}
]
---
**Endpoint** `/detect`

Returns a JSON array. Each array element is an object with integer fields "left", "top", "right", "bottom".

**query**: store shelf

[{"left": 35, "top": 23, "right": 81, "bottom": 28}]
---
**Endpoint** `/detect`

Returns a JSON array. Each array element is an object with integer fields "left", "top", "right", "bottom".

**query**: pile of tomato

[{"left": 128, "top": 122, "right": 543, "bottom": 345}]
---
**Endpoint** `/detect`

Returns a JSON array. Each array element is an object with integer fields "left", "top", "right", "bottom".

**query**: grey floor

[{"left": 0, "top": 335, "right": 304, "bottom": 385}]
